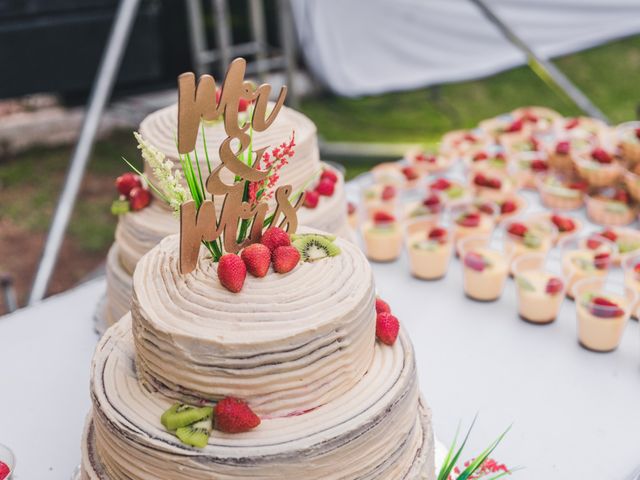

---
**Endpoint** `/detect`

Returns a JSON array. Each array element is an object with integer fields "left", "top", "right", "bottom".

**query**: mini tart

[
  {"left": 362, "top": 184, "right": 397, "bottom": 218},
  {"left": 623, "top": 163, "right": 640, "bottom": 202},
  {"left": 573, "top": 149, "right": 621, "bottom": 187},
  {"left": 536, "top": 175, "right": 586, "bottom": 210},
  {"left": 362, "top": 219, "right": 403, "bottom": 262},
  {"left": 617, "top": 121, "right": 640, "bottom": 165},
  {"left": 439, "top": 129, "right": 490, "bottom": 157},
  {"left": 461, "top": 248, "right": 509, "bottom": 301},
  {"left": 557, "top": 116, "right": 610, "bottom": 142},
  {"left": 546, "top": 136, "right": 592, "bottom": 174},
  {"left": 585, "top": 188, "right": 635, "bottom": 226},
  {"left": 514, "top": 270, "right": 564, "bottom": 324},
  {"left": 405, "top": 225, "right": 453, "bottom": 280},
  {"left": 574, "top": 290, "right": 630, "bottom": 352},
  {"left": 495, "top": 194, "right": 527, "bottom": 223},
  {"left": 405, "top": 148, "right": 453, "bottom": 174}
]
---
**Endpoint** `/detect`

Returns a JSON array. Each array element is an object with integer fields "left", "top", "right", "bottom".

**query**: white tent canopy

[{"left": 291, "top": 0, "right": 640, "bottom": 97}]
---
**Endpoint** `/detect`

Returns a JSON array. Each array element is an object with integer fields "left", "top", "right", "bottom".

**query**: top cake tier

[
  {"left": 131, "top": 232, "right": 376, "bottom": 417},
  {"left": 139, "top": 103, "right": 321, "bottom": 201}
]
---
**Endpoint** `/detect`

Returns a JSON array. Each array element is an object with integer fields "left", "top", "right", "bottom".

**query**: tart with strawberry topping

[
  {"left": 560, "top": 234, "right": 618, "bottom": 299},
  {"left": 617, "top": 121, "right": 640, "bottom": 165},
  {"left": 362, "top": 211, "right": 403, "bottom": 262},
  {"left": 459, "top": 235, "right": 509, "bottom": 301},
  {"left": 362, "top": 183, "right": 398, "bottom": 218},
  {"left": 513, "top": 253, "right": 565, "bottom": 324},
  {"left": 573, "top": 278, "right": 636, "bottom": 352},
  {"left": 405, "top": 148, "right": 453, "bottom": 174},
  {"left": 536, "top": 175, "right": 587, "bottom": 210},
  {"left": 428, "top": 176, "right": 469, "bottom": 203},
  {"left": 405, "top": 219, "right": 453, "bottom": 280},
  {"left": 585, "top": 186, "right": 635, "bottom": 226},
  {"left": 574, "top": 147, "right": 621, "bottom": 187}
]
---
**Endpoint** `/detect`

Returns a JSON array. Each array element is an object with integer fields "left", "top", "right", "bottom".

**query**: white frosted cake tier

[
  {"left": 139, "top": 103, "right": 320, "bottom": 199},
  {"left": 80, "top": 317, "right": 435, "bottom": 480},
  {"left": 132, "top": 233, "right": 374, "bottom": 416}
]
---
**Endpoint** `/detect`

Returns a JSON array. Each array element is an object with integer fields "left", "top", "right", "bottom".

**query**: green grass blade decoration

[
  {"left": 437, "top": 424, "right": 461, "bottom": 480},
  {"left": 456, "top": 426, "right": 511, "bottom": 480},
  {"left": 121, "top": 156, "right": 170, "bottom": 204},
  {"left": 201, "top": 122, "right": 213, "bottom": 174},
  {"left": 192, "top": 146, "right": 207, "bottom": 197}
]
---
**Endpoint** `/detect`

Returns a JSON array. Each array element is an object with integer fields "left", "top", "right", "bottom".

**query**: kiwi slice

[
  {"left": 161, "top": 403, "right": 213, "bottom": 431},
  {"left": 290, "top": 233, "right": 336, "bottom": 242},
  {"left": 293, "top": 234, "right": 341, "bottom": 262},
  {"left": 176, "top": 417, "right": 212, "bottom": 448}
]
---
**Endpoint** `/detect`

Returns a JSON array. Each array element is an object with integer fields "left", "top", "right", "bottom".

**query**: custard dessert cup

[
  {"left": 560, "top": 234, "right": 618, "bottom": 299},
  {"left": 459, "top": 235, "right": 508, "bottom": 302},
  {"left": 513, "top": 253, "right": 565, "bottom": 324},
  {"left": 405, "top": 218, "right": 453, "bottom": 280},
  {"left": 362, "top": 213, "right": 403, "bottom": 262}
]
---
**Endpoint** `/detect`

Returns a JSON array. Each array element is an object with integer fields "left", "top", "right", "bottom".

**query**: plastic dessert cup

[
  {"left": 459, "top": 234, "right": 508, "bottom": 302},
  {"left": 509, "top": 150, "right": 549, "bottom": 190},
  {"left": 573, "top": 149, "right": 622, "bottom": 188},
  {"left": 585, "top": 190, "right": 635, "bottom": 226},
  {"left": 362, "top": 217, "right": 403, "bottom": 262},
  {"left": 405, "top": 218, "right": 453, "bottom": 280},
  {"left": 528, "top": 211, "right": 582, "bottom": 245},
  {"left": 572, "top": 277, "right": 637, "bottom": 352},
  {"left": 503, "top": 218, "right": 557, "bottom": 272},
  {"left": 513, "top": 253, "right": 565, "bottom": 324},
  {"left": 560, "top": 234, "right": 618, "bottom": 300},
  {"left": 362, "top": 184, "right": 398, "bottom": 218},
  {"left": 403, "top": 191, "right": 444, "bottom": 220},
  {"left": 623, "top": 254, "right": 640, "bottom": 320}
]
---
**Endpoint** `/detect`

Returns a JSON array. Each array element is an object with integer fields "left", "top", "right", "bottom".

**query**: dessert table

[{"left": 2, "top": 192, "right": 640, "bottom": 480}]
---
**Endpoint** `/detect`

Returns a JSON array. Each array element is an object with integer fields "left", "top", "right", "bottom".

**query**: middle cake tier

[{"left": 132, "top": 233, "right": 376, "bottom": 417}]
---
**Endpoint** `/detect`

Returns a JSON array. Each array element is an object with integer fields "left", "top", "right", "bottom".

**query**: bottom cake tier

[{"left": 80, "top": 317, "right": 435, "bottom": 480}]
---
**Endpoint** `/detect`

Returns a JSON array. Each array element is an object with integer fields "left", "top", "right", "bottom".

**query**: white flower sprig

[{"left": 133, "top": 131, "right": 190, "bottom": 213}]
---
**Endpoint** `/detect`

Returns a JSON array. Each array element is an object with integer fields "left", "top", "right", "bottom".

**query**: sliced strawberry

[
  {"left": 594, "top": 252, "right": 611, "bottom": 270},
  {"left": 500, "top": 200, "right": 517, "bottom": 214},
  {"left": 428, "top": 227, "right": 448, "bottom": 243},
  {"left": 486, "top": 177, "right": 502, "bottom": 189},
  {"left": 430, "top": 178, "right": 452, "bottom": 191},
  {"left": 347, "top": 202, "right": 356, "bottom": 215},
  {"left": 522, "top": 111, "right": 539, "bottom": 123},
  {"left": 464, "top": 133, "right": 477, "bottom": 142},
  {"left": 506, "top": 118, "right": 523, "bottom": 133},
  {"left": 473, "top": 173, "right": 487, "bottom": 187},
  {"left": 613, "top": 189, "right": 629, "bottom": 204},
  {"left": 586, "top": 237, "right": 603, "bottom": 250},
  {"left": 0, "top": 462, "right": 10, "bottom": 480},
  {"left": 477, "top": 203, "right": 494, "bottom": 215},
  {"left": 635, "top": 127, "right": 640, "bottom": 140},
  {"left": 373, "top": 211, "right": 396, "bottom": 225},
  {"left": 591, "top": 147, "right": 613, "bottom": 164},
  {"left": 634, "top": 263, "right": 640, "bottom": 275},
  {"left": 507, "top": 222, "right": 528, "bottom": 237},
  {"left": 551, "top": 214, "right": 575, "bottom": 233},
  {"left": 590, "top": 296, "right": 624, "bottom": 318},
  {"left": 545, "top": 277, "right": 564, "bottom": 295},
  {"left": 381, "top": 185, "right": 397, "bottom": 200},
  {"left": 568, "top": 181, "right": 588, "bottom": 192},
  {"left": 401, "top": 166, "right": 419, "bottom": 180},
  {"left": 463, "top": 252, "right": 486, "bottom": 272},
  {"left": 530, "top": 159, "right": 548, "bottom": 172},
  {"left": 456, "top": 212, "right": 480, "bottom": 228},
  {"left": 565, "top": 118, "right": 580, "bottom": 129},
  {"left": 555, "top": 141, "right": 570, "bottom": 155},
  {"left": 376, "top": 312, "right": 400, "bottom": 345},
  {"left": 423, "top": 194, "right": 440, "bottom": 207},
  {"left": 473, "top": 151, "right": 488, "bottom": 162}
]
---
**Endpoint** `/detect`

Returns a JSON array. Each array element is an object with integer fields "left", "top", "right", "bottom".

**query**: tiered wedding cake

[
  {"left": 81, "top": 60, "right": 434, "bottom": 479},
  {"left": 102, "top": 102, "right": 351, "bottom": 327},
  {"left": 80, "top": 233, "right": 435, "bottom": 479}
]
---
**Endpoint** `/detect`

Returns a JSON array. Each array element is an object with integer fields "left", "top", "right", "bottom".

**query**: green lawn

[{"left": 301, "top": 35, "right": 640, "bottom": 145}]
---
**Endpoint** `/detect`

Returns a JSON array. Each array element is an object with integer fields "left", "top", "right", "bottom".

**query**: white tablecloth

[{"left": 2, "top": 198, "right": 640, "bottom": 479}]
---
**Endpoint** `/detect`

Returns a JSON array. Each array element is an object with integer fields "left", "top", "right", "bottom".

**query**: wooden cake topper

[{"left": 177, "top": 58, "right": 303, "bottom": 274}]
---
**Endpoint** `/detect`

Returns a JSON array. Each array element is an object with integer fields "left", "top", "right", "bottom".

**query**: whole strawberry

[
  {"left": 218, "top": 254, "right": 247, "bottom": 293},
  {"left": 215, "top": 397, "right": 261, "bottom": 433},
  {"left": 261, "top": 227, "right": 291, "bottom": 252},
  {"left": 129, "top": 186, "right": 151, "bottom": 211},
  {"left": 272, "top": 245, "right": 300, "bottom": 274},
  {"left": 304, "top": 190, "right": 320, "bottom": 209},
  {"left": 115, "top": 172, "right": 141, "bottom": 196},
  {"left": 375, "top": 297, "right": 391, "bottom": 314},
  {"left": 316, "top": 179, "right": 335, "bottom": 196},
  {"left": 376, "top": 312, "right": 400, "bottom": 346},
  {"left": 320, "top": 169, "right": 338, "bottom": 184},
  {"left": 241, "top": 243, "right": 271, "bottom": 278}
]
